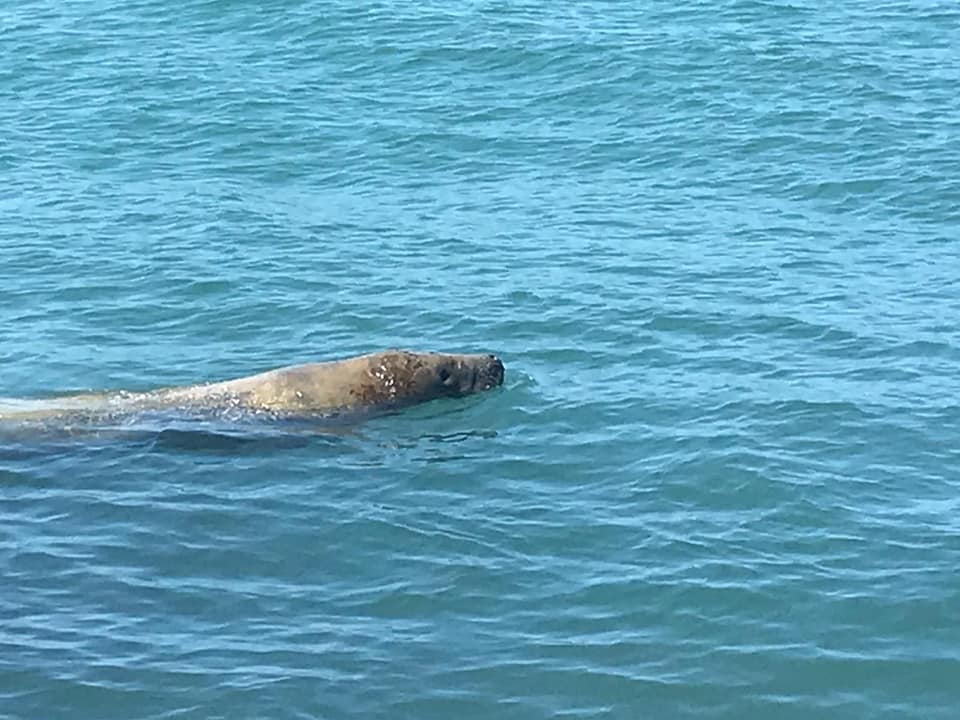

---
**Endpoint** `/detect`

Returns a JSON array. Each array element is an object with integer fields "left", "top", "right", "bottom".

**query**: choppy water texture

[{"left": 2, "top": 1, "right": 960, "bottom": 718}]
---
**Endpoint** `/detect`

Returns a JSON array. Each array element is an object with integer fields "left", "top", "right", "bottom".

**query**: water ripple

[{"left": 3, "top": 0, "right": 960, "bottom": 718}]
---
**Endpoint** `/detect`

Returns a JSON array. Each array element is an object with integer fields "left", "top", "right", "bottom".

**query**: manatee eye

[{"left": 439, "top": 367, "right": 451, "bottom": 383}]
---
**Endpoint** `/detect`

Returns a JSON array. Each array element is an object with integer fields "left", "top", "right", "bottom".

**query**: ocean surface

[{"left": 2, "top": 1, "right": 959, "bottom": 717}]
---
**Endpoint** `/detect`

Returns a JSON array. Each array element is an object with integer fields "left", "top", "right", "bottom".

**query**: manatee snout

[
  {"left": 465, "top": 354, "right": 504, "bottom": 393},
  {"left": 481, "top": 354, "right": 505, "bottom": 390}
]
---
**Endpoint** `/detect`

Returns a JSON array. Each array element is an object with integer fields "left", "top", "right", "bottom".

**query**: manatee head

[{"left": 369, "top": 350, "right": 505, "bottom": 406}]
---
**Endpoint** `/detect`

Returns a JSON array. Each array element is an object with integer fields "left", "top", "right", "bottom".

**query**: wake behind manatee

[{"left": 0, "top": 396, "right": 362, "bottom": 454}]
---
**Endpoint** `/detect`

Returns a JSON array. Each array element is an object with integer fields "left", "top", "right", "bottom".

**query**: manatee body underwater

[{"left": 0, "top": 349, "right": 506, "bottom": 431}]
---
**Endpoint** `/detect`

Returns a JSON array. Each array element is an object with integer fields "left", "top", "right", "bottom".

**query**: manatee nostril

[{"left": 488, "top": 356, "right": 505, "bottom": 386}]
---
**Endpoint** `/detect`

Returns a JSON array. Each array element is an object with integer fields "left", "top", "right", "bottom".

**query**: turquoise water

[{"left": 2, "top": 0, "right": 960, "bottom": 717}]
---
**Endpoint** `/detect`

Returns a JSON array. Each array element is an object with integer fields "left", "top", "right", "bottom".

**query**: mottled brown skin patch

[{"left": 341, "top": 350, "right": 503, "bottom": 412}]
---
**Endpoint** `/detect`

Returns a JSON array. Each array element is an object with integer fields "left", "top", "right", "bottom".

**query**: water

[{"left": 2, "top": 1, "right": 959, "bottom": 717}]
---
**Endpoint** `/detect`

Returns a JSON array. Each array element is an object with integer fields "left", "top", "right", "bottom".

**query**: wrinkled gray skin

[{"left": 0, "top": 349, "right": 505, "bottom": 423}]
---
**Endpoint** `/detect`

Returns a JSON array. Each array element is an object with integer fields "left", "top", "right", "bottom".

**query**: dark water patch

[{"left": 145, "top": 427, "right": 325, "bottom": 454}]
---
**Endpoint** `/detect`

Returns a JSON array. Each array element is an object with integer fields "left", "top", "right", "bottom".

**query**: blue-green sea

[{"left": 2, "top": 1, "right": 959, "bottom": 718}]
